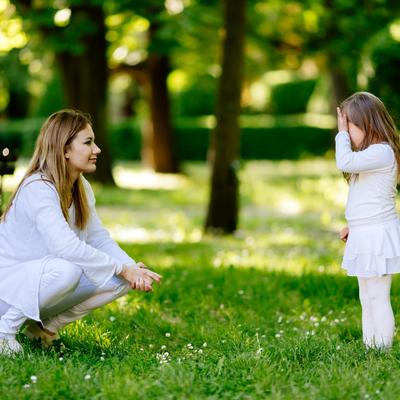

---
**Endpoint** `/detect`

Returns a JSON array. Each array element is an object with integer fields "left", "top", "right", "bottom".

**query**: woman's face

[
  {"left": 348, "top": 121, "right": 365, "bottom": 149},
  {"left": 65, "top": 125, "right": 101, "bottom": 177}
]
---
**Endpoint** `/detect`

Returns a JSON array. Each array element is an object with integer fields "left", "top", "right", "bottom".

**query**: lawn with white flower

[{"left": 2, "top": 159, "right": 400, "bottom": 399}]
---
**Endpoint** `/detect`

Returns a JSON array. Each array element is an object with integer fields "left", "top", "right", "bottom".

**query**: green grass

[{"left": 1, "top": 159, "right": 400, "bottom": 399}]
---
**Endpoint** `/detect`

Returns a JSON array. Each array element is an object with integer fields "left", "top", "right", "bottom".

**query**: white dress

[
  {"left": 0, "top": 173, "right": 135, "bottom": 320},
  {"left": 336, "top": 131, "right": 400, "bottom": 277}
]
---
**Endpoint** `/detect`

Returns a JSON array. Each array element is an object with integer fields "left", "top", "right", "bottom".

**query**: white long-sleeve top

[
  {"left": 335, "top": 130, "right": 398, "bottom": 225},
  {"left": 0, "top": 173, "right": 135, "bottom": 320}
]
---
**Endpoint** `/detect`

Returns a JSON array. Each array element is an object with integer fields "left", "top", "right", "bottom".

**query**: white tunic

[
  {"left": 0, "top": 173, "right": 135, "bottom": 320},
  {"left": 335, "top": 131, "right": 400, "bottom": 277}
]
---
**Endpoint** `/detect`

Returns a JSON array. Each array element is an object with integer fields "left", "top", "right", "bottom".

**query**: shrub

[
  {"left": 268, "top": 79, "right": 317, "bottom": 115},
  {"left": 0, "top": 114, "right": 334, "bottom": 162}
]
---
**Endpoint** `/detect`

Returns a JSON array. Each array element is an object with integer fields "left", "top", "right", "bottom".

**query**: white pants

[
  {"left": 358, "top": 275, "right": 395, "bottom": 349},
  {"left": 0, "top": 258, "right": 130, "bottom": 337}
]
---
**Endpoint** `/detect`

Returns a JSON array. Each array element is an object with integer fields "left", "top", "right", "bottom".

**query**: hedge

[{"left": 0, "top": 114, "right": 335, "bottom": 162}]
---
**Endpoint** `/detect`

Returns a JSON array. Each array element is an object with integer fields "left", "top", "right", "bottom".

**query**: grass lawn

[{"left": 1, "top": 159, "right": 400, "bottom": 399}]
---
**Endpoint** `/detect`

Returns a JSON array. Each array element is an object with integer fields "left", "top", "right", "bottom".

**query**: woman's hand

[
  {"left": 339, "top": 226, "right": 349, "bottom": 242},
  {"left": 337, "top": 107, "right": 349, "bottom": 132},
  {"left": 120, "top": 262, "right": 162, "bottom": 292}
]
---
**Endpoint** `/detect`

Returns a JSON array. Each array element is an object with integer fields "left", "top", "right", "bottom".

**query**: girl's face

[
  {"left": 65, "top": 125, "right": 101, "bottom": 178},
  {"left": 348, "top": 121, "right": 365, "bottom": 149}
]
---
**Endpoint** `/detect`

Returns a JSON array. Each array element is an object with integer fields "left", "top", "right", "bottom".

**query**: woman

[{"left": 0, "top": 109, "right": 161, "bottom": 355}]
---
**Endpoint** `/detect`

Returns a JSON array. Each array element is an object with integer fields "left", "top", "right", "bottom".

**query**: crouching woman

[{"left": 0, "top": 109, "right": 161, "bottom": 355}]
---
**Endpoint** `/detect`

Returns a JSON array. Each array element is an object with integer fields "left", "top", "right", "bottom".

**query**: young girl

[
  {"left": 0, "top": 109, "right": 161, "bottom": 356},
  {"left": 336, "top": 92, "right": 400, "bottom": 349}
]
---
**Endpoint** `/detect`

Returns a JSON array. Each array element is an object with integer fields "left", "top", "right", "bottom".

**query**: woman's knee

[
  {"left": 43, "top": 258, "right": 82, "bottom": 294},
  {"left": 98, "top": 276, "right": 130, "bottom": 300}
]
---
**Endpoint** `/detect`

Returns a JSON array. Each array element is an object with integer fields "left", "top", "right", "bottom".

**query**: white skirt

[{"left": 342, "top": 216, "right": 400, "bottom": 277}]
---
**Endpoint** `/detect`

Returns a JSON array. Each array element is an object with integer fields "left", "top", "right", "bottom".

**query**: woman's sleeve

[
  {"left": 335, "top": 131, "right": 394, "bottom": 173},
  {"left": 83, "top": 179, "right": 136, "bottom": 267},
  {"left": 21, "top": 180, "right": 124, "bottom": 287}
]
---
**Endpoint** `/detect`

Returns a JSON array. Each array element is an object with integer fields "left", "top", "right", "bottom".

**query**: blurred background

[{"left": 0, "top": 0, "right": 399, "bottom": 232}]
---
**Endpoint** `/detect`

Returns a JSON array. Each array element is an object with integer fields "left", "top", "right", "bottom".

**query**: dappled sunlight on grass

[
  {"left": 114, "top": 164, "right": 189, "bottom": 190},
  {"left": 102, "top": 159, "right": 348, "bottom": 276}
]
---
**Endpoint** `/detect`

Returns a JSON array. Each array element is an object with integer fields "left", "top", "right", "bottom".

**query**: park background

[{"left": 1, "top": 0, "right": 400, "bottom": 398}]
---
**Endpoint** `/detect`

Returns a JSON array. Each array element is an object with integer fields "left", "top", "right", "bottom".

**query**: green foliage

[
  {"left": 31, "top": 72, "right": 67, "bottom": 117},
  {"left": 173, "top": 74, "right": 217, "bottom": 117},
  {"left": 268, "top": 78, "right": 317, "bottom": 115},
  {"left": 2, "top": 160, "right": 400, "bottom": 398},
  {"left": 365, "top": 24, "right": 400, "bottom": 124},
  {"left": 109, "top": 118, "right": 141, "bottom": 160}
]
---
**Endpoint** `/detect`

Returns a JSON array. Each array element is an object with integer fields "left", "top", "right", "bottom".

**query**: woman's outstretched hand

[
  {"left": 337, "top": 107, "right": 349, "bottom": 132},
  {"left": 120, "top": 262, "right": 162, "bottom": 292}
]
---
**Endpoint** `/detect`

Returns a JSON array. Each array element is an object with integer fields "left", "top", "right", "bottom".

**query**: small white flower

[
  {"left": 336, "top": 345, "right": 341, "bottom": 350},
  {"left": 59, "top": 357, "right": 64, "bottom": 361},
  {"left": 149, "top": 344, "right": 154, "bottom": 348},
  {"left": 100, "top": 356, "right": 105, "bottom": 361},
  {"left": 202, "top": 342, "right": 207, "bottom": 348},
  {"left": 165, "top": 332, "right": 171, "bottom": 337},
  {"left": 84, "top": 374, "right": 91, "bottom": 381},
  {"left": 23, "top": 384, "right": 30, "bottom": 389},
  {"left": 256, "top": 348, "right": 264, "bottom": 355},
  {"left": 109, "top": 316, "right": 116, "bottom": 322},
  {"left": 220, "top": 304, "right": 225, "bottom": 309},
  {"left": 161, "top": 345, "right": 167, "bottom": 350},
  {"left": 101, "top": 352, "right": 105, "bottom": 356},
  {"left": 275, "top": 333, "right": 281, "bottom": 338},
  {"left": 261, "top": 334, "right": 266, "bottom": 338},
  {"left": 198, "top": 349, "right": 203, "bottom": 354},
  {"left": 140, "top": 348, "right": 144, "bottom": 352},
  {"left": 30, "top": 376, "right": 37, "bottom": 383}
]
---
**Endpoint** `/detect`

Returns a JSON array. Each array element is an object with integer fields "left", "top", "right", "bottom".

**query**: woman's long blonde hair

[
  {"left": 2, "top": 109, "right": 91, "bottom": 229},
  {"left": 340, "top": 92, "right": 400, "bottom": 182}
]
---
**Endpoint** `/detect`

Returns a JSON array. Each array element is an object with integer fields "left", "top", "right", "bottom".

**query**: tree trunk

[
  {"left": 205, "top": 0, "right": 246, "bottom": 234},
  {"left": 56, "top": 4, "right": 114, "bottom": 184},
  {"left": 326, "top": 52, "right": 352, "bottom": 111},
  {"left": 140, "top": 23, "right": 179, "bottom": 173}
]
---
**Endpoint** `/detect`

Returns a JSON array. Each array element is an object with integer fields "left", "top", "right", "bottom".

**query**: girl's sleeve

[
  {"left": 21, "top": 179, "right": 124, "bottom": 287},
  {"left": 83, "top": 180, "right": 136, "bottom": 267},
  {"left": 335, "top": 131, "right": 395, "bottom": 173}
]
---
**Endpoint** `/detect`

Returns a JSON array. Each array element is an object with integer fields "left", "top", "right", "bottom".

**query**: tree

[
  {"left": 56, "top": 2, "right": 114, "bottom": 183},
  {"left": 141, "top": 18, "right": 178, "bottom": 173},
  {"left": 205, "top": 0, "right": 246, "bottom": 234},
  {"left": 109, "top": 1, "right": 180, "bottom": 173},
  {"left": 12, "top": 0, "right": 115, "bottom": 184}
]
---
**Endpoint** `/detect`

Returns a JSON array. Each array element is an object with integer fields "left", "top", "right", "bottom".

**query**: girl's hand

[
  {"left": 339, "top": 226, "right": 349, "bottom": 242},
  {"left": 120, "top": 263, "right": 162, "bottom": 291},
  {"left": 337, "top": 107, "right": 349, "bottom": 132}
]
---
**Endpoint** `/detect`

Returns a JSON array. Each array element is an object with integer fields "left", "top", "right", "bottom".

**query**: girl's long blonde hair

[
  {"left": 2, "top": 109, "right": 91, "bottom": 229},
  {"left": 340, "top": 92, "right": 400, "bottom": 182}
]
